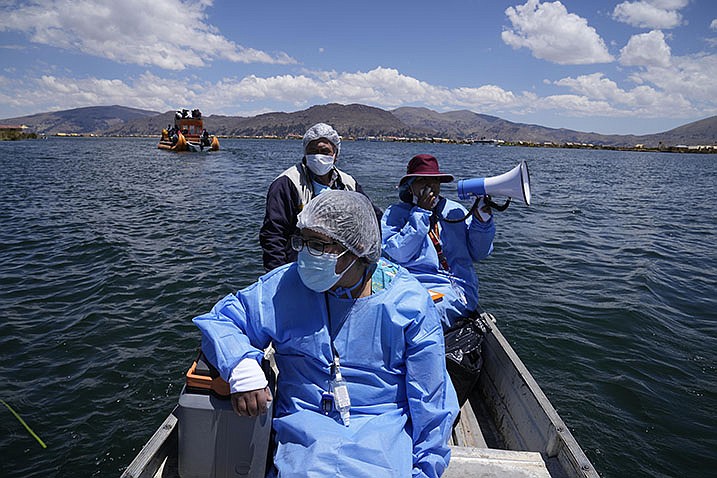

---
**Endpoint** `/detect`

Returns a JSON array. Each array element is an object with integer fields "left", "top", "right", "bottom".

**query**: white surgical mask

[
  {"left": 297, "top": 248, "right": 355, "bottom": 292},
  {"left": 305, "top": 154, "right": 335, "bottom": 176}
]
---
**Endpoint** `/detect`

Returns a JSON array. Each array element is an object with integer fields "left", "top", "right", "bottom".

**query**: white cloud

[
  {"left": 710, "top": 19, "right": 717, "bottom": 30},
  {"left": 0, "top": 72, "right": 206, "bottom": 115},
  {"left": 612, "top": 1, "right": 687, "bottom": 29},
  {"left": 501, "top": 0, "right": 613, "bottom": 65},
  {"left": 2, "top": 63, "right": 715, "bottom": 125},
  {"left": 538, "top": 95, "right": 619, "bottom": 117},
  {"left": 550, "top": 45, "right": 717, "bottom": 120},
  {"left": 628, "top": 54, "right": 717, "bottom": 107},
  {"left": 552, "top": 72, "right": 692, "bottom": 117},
  {"left": 0, "top": 67, "right": 535, "bottom": 118},
  {"left": 210, "top": 67, "right": 528, "bottom": 114},
  {"left": 0, "top": 0, "right": 295, "bottom": 70},
  {"left": 619, "top": 30, "right": 672, "bottom": 67},
  {"left": 554, "top": 73, "right": 633, "bottom": 103}
]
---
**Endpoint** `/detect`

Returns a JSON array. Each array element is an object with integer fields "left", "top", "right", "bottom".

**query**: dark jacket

[{"left": 260, "top": 162, "right": 382, "bottom": 271}]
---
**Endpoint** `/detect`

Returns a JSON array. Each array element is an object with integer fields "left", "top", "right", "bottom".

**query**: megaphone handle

[
  {"left": 441, "top": 195, "right": 511, "bottom": 224},
  {"left": 485, "top": 196, "right": 511, "bottom": 212},
  {"left": 442, "top": 196, "right": 484, "bottom": 223}
]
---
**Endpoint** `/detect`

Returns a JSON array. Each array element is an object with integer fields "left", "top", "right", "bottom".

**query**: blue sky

[{"left": 1, "top": 0, "right": 715, "bottom": 135}]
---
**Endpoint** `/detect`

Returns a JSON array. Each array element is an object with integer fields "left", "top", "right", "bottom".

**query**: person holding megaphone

[{"left": 381, "top": 154, "right": 495, "bottom": 406}]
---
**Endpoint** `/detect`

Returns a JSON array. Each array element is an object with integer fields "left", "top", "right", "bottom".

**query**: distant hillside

[
  {"left": 3, "top": 103, "right": 715, "bottom": 148},
  {"left": 102, "top": 110, "right": 178, "bottom": 136},
  {"left": 392, "top": 107, "right": 717, "bottom": 147},
  {"left": 1, "top": 105, "right": 159, "bottom": 135},
  {"left": 200, "top": 103, "right": 416, "bottom": 138},
  {"left": 392, "top": 107, "right": 643, "bottom": 146},
  {"left": 638, "top": 115, "right": 717, "bottom": 147},
  {"left": 391, "top": 107, "right": 504, "bottom": 139},
  {"left": 101, "top": 103, "right": 417, "bottom": 139}
]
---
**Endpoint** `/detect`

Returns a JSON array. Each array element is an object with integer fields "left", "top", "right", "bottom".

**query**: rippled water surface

[{"left": 1, "top": 137, "right": 715, "bottom": 477}]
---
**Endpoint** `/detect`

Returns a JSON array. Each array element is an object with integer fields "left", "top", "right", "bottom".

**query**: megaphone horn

[{"left": 457, "top": 161, "right": 531, "bottom": 206}]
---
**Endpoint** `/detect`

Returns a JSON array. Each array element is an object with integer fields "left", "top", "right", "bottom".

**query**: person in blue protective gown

[
  {"left": 381, "top": 154, "right": 495, "bottom": 405},
  {"left": 194, "top": 190, "right": 459, "bottom": 478}
]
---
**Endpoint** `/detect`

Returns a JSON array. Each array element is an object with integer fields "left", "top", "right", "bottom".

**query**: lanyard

[
  {"left": 323, "top": 292, "right": 356, "bottom": 368},
  {"left": 325, "top": 293, "right": 340, "bottom": 373},
  {"left": 322, "top": 292, "right": 353, "bottom": 425},
  {"left": 428, "top": 213, "right": 451, "bottom": 272}
]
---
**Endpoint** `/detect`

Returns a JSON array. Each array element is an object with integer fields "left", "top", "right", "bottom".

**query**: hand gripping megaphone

[{"left": 457, "top": 161, "right": 531, "bottom": 207}]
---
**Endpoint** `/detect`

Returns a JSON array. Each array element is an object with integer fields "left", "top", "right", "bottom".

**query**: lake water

[{"left": 0, "top": 137, "right": 715, "bottom": 477}]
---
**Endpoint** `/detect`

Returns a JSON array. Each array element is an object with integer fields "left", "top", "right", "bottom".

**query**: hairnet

[
  {"left": 302, "top": 123, "right": 341, "bottom": 158},
  {"left": 297, "top": 190, "right": 380, "bottom": 263}
]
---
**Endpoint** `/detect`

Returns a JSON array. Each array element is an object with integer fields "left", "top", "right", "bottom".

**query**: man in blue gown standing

[{"left": 194, "top": 190, "right": 458, "bottom": 477}]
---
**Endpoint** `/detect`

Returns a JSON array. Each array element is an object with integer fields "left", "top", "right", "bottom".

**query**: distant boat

[
  {"left": 121, "top": 312, "right": 598, "bottom": 478},
  {"left": 158, "top": 108, "right": 219, "bottom": 152}
]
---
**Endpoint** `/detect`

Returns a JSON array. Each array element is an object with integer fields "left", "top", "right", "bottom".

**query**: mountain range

[{"left": 2, "top": 103, "right": 715, "bottom": 148}]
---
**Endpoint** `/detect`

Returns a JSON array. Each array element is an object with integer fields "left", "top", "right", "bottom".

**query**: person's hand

[
  {"left": 473, "top": 195, "right": 493, "bottom": 222},
  {"left": 231, "top": 386, "right": 273, "bottom": 416},
  {"left": 416, "top": 187, "right": 438, "bottom": 211}
]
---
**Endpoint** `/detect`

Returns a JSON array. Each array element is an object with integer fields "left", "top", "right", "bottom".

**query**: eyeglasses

[{"left": 290, "top": 236, "right": 342, "bottom": 256}]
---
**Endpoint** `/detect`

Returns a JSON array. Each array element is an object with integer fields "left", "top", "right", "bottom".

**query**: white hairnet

[
  {"left": 302, "top": 123, "right": 341, "bottom": 158},
  {"left": 297, "top": 190, "right": 380, "bottom": 263}
]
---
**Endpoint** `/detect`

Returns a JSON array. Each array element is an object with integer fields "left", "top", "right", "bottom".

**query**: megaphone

[{"left": 457, "top": 161, "right": 531, "bottom": 206}]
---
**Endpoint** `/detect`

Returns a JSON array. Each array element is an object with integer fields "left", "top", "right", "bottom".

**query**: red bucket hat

[{"left": 399, "top": 154, "right": 454, "bottom": 185}]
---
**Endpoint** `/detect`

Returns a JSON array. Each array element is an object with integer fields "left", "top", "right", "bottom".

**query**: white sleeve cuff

[
  {"left": 229, "top": 358, "right": 269, "bottom": 393},
  {"left": 476, "top": 209, "right": 493, "bottom": 223},
  {"left": 475, "top": 197, "right": 493, "bottom": 223}
]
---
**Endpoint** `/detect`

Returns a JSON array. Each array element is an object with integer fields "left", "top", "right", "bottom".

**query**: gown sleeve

[
  {"left": 192, "top": 284, "right": 272, "bottom": 381},
  {"left": 404, "top": 293, "right": 460, "bottom": 477},
  {"left": 381, "top": 204, "right": 432, "bottom": 264},
  {"left": 465, "top": 215, "right": 495, "bottom": 262}
]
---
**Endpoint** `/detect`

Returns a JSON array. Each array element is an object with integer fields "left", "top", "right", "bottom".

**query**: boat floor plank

[
  {"left": 153, "top": 453, "right": 178, "bottom": 478},
  {"left": 445, "top": 446, "right": 553, "bottom": 478},
  {"left": 452, "top": 399, "right": 488, "bottom": 448},
  {"left": 468, "top": 387, "right": 506, "bottom": 448}
]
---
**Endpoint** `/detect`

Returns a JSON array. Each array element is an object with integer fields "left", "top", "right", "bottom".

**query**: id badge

[{"left": 331, "top": 378, "right": 351, "bottom": 411}]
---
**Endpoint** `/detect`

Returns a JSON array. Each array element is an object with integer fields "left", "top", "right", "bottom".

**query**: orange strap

[{"left": 428, "top": 219, "right": 451, "bottom": 272}]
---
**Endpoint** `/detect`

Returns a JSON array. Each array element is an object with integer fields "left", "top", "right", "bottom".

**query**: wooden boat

[
  {"left": 158, "top": 109, "right": 219, "bottom": 152},
  {"left": 121, "top": 313, "right": 598, "bottom": 478}
]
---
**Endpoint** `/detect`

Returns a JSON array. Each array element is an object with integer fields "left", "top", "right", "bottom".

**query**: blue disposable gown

[
  {"left": 193, "top": 261, "right": 459, "bottom": 478},
  {"left": 381, "top": 198, "right": 495, "bottom": 328}
]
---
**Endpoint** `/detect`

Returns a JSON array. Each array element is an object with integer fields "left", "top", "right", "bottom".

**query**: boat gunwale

[
  {"left": 477, "top": 320, "right": 598, "bottom": 478},
  {"left": 121, "top": 409, "right": 178, "bottom": 478}
]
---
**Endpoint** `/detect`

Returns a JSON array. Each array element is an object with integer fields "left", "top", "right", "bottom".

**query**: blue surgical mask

[
  {"left": 297, "top": 248, "right": 355, "bottom": 292},
  {"left": 305, "top": 154, "right": 335, "bottom": 176}
]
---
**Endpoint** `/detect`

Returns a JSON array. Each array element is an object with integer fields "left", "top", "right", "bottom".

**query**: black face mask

[{"left": 399, "top": 182, "right": 413, "bottom": 203}]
